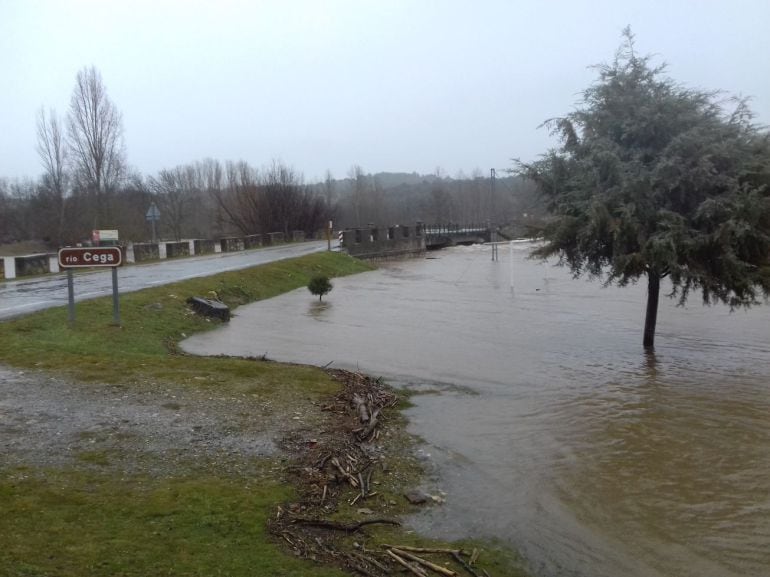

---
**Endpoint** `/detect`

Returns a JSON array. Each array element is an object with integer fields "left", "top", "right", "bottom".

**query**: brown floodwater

[{"left": 181, "top": 243, "right": 770, "bottom": 577}]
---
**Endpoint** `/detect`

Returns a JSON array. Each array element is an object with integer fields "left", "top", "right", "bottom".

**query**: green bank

[{"left": 0, "top": 251, "right": 527, "bottom": 577}]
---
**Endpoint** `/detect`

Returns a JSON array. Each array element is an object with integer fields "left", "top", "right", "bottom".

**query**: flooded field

[{"left": 182, "top": 244, "right": 770, "bottom": 577}]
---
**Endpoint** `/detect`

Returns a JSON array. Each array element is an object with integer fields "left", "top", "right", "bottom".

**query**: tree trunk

[{"left": 643, "top": 271, "right": 661, "bottom": 349}]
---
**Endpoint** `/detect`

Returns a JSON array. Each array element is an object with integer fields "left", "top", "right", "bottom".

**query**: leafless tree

[
  {"left": 149, "top": 165, "right": 200, "bottom": 241},
  {"left": 66, "top": 66, "right": 125, "bottom": 227},
  {"left": 208, "top": 160, "right": 325, "bottom": 237},
  {"left": 35, "top": 107, "right": 68, "bottom": 245}
]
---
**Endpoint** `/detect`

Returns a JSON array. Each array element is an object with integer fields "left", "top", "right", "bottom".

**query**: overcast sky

[{"left": 2, "top": 0, "right": 769, "bottom": 183}]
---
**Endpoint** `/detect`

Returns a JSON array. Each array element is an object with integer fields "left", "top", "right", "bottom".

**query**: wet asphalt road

[{"left": 0, "top": 241, "right": 328, "bottom": 320}]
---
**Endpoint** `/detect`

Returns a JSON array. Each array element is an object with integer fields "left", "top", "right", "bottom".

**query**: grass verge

[{"left": 0, "top": 250, "right": 529, "bottom": 577}]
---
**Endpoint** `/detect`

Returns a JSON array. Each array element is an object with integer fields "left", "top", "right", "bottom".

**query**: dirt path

[{"left": 0, "top": 365, "right": 278, "bottom": 474}]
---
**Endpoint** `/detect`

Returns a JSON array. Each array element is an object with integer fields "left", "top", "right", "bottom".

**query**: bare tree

[
  {"left": 208, "top": 160, "right": 325, "bottom": 237},
  {"left": 149, "top": 165, "right": 200, "bottom": 241},
  {"left": 35, "top": 107, "right": 68, "bottom": 245},
  {"left": 66, "top": 66, "right": 125, "bottom": 227}
]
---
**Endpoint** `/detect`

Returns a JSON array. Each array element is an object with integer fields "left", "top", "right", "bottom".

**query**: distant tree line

[
  {"left": 0, "top": 66, "right": 544, "bottom": 249},
  {"left": 318, "top": 166, "right": 543, "bottom": 235}
]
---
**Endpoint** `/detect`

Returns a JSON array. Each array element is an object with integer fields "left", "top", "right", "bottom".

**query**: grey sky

[{"left": 2, "top": 0, "right": 769, "bottom": 183}]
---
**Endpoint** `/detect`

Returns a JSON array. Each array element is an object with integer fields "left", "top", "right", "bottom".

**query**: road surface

[{"left": 0, "top": 241, "right": 328, "bottom": 320}]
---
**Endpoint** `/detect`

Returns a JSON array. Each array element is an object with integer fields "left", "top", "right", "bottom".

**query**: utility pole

[
  {"left": 490, "top": 168, "right": 496, "bottom": 222},
  {"left": 490, "top": 168, "right": 498, "bottom": 261}
]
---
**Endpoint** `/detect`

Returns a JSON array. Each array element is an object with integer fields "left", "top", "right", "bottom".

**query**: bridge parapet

[
  {"left": 342, "top": 224, "right": 425, "bottom": 260},
  {"left": 423, "top": 223, "right": 492, "bottom": 248}
]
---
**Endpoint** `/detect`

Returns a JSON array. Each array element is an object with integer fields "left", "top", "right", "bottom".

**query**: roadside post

[
  {"left": 58, "top": 246, "right": 124, "bottom": 326},
  {"left": 146, "top": 203, "right": 161, "bottom": 242},
  {"left": 327, "top": 220, "right": 333, "bottom": 251}
]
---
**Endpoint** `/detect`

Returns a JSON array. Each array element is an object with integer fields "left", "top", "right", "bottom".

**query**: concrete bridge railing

[
  {"left": 1, "top": 230, "right": 305, "bottom": 279},
  {"left": 342, "top": 224, "right": 425, "bottom": 260}
]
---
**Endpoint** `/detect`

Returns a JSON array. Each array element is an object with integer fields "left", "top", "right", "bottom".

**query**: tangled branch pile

[{"left": 268, "top": 369, "right": 495, "bottom": 577}]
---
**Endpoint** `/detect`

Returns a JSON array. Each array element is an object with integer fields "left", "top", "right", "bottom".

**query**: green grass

[
  {"left": 0, "top": 251, "right": 369, "bottom": 577},
  {"left": 0, "top": 467, "right": 346, "bottom": 577},
  {"left": 0, "top": 251, "right": 372, "bottom": 386}
]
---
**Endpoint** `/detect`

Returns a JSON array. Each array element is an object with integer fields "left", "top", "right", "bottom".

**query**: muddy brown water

[{"left": 181, "top": 243, "right": 770, "bottom": 577}]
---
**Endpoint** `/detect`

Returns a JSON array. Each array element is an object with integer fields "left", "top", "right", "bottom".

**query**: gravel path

[{"left": 0, "top": 365, "right": 279, "bottom": 474}]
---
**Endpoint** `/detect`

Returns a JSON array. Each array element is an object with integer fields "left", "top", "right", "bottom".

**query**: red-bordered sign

[{"left": 58, "top": 247, "right": 123, "bottom": 268}]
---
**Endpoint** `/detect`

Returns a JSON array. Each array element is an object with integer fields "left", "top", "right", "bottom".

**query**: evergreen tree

[{"left": 518, "top": 29, "right": 770, "bottom": 348}]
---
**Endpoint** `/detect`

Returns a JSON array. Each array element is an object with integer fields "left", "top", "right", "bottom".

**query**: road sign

[
  {"left": 146, "top": 203, "right": 161, "bottom": 221},
  {"left": 92, "top": 229, "right": 119, "bottom": 242},
  {"left": 58, "top": 247, "right": 123, "bottom": 268}
]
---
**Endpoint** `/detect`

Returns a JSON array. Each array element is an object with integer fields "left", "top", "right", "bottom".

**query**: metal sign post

[
  {"left": 67, "top": 269, "right": 75, "bottom": 326},
  {"left": 58, "top": 247, "right": 124, "bottom": 327},
  {"left": 112, "top": 266, "right": 121, "bottom": 325},
  {"left": 146, "top": 202, "right": 161, "bottom": 242}
]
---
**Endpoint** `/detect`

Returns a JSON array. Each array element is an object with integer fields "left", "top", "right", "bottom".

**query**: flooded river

[{"left": 182, "top": 244, "right": 770, "bottom": 577}]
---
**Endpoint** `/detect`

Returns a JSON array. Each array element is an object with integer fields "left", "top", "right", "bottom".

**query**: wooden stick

[
  {"left": 331, "top": 458, "right": 359, "bottom": 487},
  {"left": 390, "top": 548, "right": 458, "bottom": 577},
  {"left": 293, "top": 517, "right": 400, "bottom": 532},
  {"left": 352, "top": 552, "right": 392, "bottom": 574},
  {"left": 358, "top": 472, "right": 367, "bottom": 497},
  {"left": 382, "top": 545, "right": 463, "bottom": 555},
  {"left": 357, "top": 407, "right": 380, "bottom": 440},
  {"left": 386, "top": 549, "right": 429, "bottom": 577},
  {"left": 452, "top": 552, "right": 481, "bottom": 577},
  {"left": 353, "top": 393, "right": 370, "bottom": 422}
]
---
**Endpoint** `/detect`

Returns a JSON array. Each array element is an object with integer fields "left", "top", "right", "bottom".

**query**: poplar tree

[
  {"left": 518, "top": 29, "right": 770, "bottom": 348},
  {"left": 67, "top": 66, "right": 125, "bottom": 227}
]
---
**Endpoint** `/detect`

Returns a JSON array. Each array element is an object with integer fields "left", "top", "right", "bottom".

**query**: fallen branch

[
  {"left": 357, "top": 407, "right": 381, "bottom": 441},
  {"left": 353, "top": 393, "right": 370, "bottom": 422},
  {"left": 351, "top": 552, "right": 392, "bottom": 574},
  {"left": 293, "top": 517, "right": 401, "bottom": 532},
  {"left": 331, "top": 457, "right": 359, "bottom": 487},
  {"left": 382, "top": 545, "right": 464, "bottom": 555},
  {"left": 386, "top": 549, "right": 429, "bottom": 577},
  {"left": 390, "top": 548, "right": 458, "bottom": 576},
  {"left": 452, "top": 552, "right": 481, "bottom": 577}
]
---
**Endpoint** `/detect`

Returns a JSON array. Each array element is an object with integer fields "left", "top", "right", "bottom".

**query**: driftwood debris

[
  {"left": 383, "top": 545, "right": 489, "bottom": 577},
  {"left": 293, "top": 517, "right": 400, "bottom": 533},
  {"left": 452, "top": 551, "right": 482, "bottom": 577},
  {"left": 353, "top": 393, "right": 371, "bottom": 422},
  {"left": 268, "top": 369, "right": 497, "bottom": 577},
  {"left": 386, "top": 549, "right": 429, "bottom": 577},
  {"left": 390, "top": 548, "right": 458, "bottom": 576},
  {"left": 382, "top": 545, "right": 464, "bottom": 555}
]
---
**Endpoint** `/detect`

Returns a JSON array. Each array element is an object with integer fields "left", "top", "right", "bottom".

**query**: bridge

[
  {"left": 340, "top": 223, "right": 495, "bottom": 259},
  {"left": 423, "top": 224, "right": 492, "bottom": 249}
]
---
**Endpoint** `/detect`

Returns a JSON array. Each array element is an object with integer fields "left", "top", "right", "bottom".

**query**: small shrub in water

[{"left": 308, "top": 275, "right": 333, "bottom": 301}]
